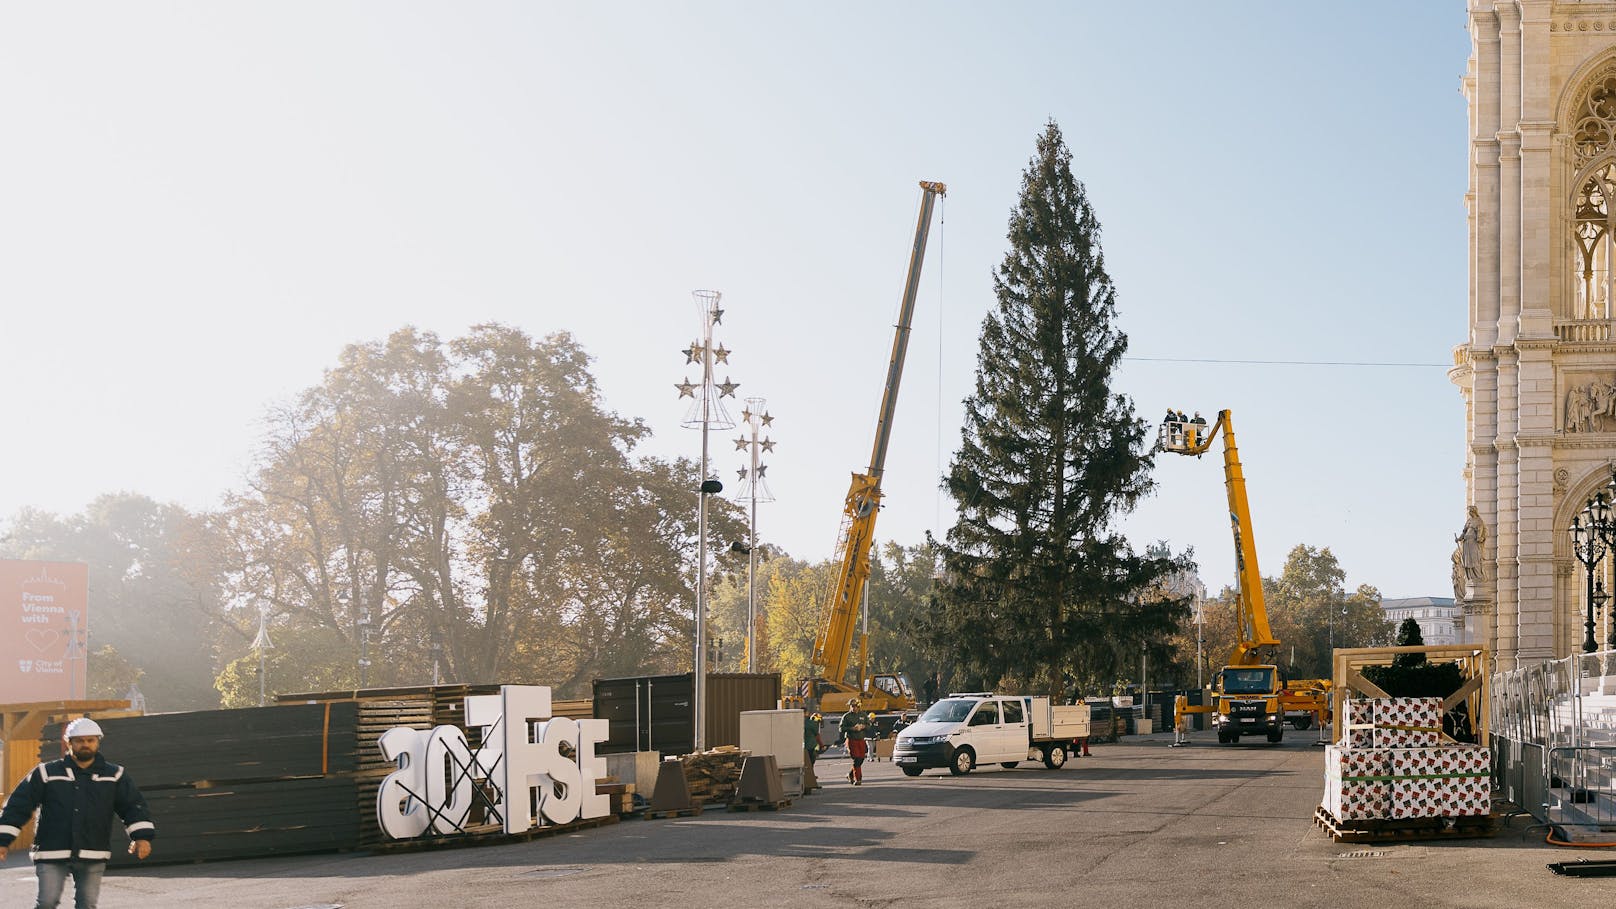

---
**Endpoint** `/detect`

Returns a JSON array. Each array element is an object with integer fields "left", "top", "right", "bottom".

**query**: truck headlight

[{"left": 1266, "top": 714, "right": 1277, "bottom": 721}]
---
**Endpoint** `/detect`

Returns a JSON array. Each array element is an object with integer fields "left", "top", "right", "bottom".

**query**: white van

[{"left": 892, "top": 693, "right": 1088, "bottom": 777}]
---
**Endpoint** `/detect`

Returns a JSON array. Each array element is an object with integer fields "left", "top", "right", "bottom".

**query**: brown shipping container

[{"left": 592, "top": 673, "right": 781, "bottom": 755}]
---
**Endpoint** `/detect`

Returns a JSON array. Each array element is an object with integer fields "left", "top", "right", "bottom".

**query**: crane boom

[
  {"left": 1160, "top": 409, "right": 1277, "bottom": 665},
  {"left": 810, "top": 180, "right": 946, "bottom": 691}
]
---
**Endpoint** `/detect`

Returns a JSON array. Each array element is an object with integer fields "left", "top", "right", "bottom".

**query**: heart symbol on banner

[{"left": 25, "top": 629, "right": 60, "bottom": 653}]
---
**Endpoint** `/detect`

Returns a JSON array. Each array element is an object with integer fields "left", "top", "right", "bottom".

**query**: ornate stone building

[{"left": 1452, "top": 1, "right": 1616, "bottom": 669}]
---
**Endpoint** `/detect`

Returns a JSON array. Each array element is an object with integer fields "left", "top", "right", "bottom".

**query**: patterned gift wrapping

[
  {"left": 1323, "top": 745, "right": 1390, "bottom": 820},
  {"left": 1372, "top": 697, "right": 1443, "bottom": 748},
  {"left": 1341, "top": 699, "right": 1377, "bottom": 749},
  {"left": 1386, "top": 746, "right": 1491, "bottom": 819}
]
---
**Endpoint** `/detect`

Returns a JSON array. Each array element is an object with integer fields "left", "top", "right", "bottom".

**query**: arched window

[
  {"left": 1570, "top": 73, "right": 1616, "bottom": 320},
  {"left": 1573, "top": 164, "right": 1614, "bottom": 320}
]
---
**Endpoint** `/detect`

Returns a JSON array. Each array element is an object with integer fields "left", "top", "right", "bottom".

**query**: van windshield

[{"left": 918, "top": 698, "right": 977, "bottom": 724}]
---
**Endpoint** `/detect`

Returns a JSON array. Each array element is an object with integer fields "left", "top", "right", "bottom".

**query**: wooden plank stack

[
  {"left": 38, "top": 704, "right": 362, "bottom": 867},
  {"left": 680, "top": 745, "right": 749, "bottom": 805}
]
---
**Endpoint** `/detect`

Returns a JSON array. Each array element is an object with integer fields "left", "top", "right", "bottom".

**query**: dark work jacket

[{"left": 0, "top": 754, "right": 155, "bottom": 862}]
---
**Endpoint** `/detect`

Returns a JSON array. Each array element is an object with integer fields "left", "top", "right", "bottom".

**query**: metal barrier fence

[{"left": 1492, "top": 651, "right": 1616, "bottom": 831}]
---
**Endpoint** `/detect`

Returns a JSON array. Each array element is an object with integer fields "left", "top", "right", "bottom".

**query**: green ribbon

[{"left": 1339, "top": 772, "right": 1485, "bottom": 782}]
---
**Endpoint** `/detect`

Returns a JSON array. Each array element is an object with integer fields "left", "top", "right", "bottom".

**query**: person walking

[
  {"left": 805, "top": 712, "right": 824, "bottom": 765},
  {"left": 0, "top": 718, "right": 156, "bottom": 909},
  {"left": 839, "top": 699, "right": 873, "bottom": 786}
]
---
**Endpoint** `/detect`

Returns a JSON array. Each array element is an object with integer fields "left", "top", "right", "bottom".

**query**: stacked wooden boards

[{"left": 39, "top": 703, "right": 360, "bottom": 866}]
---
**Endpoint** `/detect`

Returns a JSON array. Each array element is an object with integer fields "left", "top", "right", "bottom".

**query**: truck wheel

[
  {"left": 1216, "top": 730, "right": 1231, "bottom": 744},
  {"left": 1000, "top": 761, "right": 1020, "bottom": 769},
  {"left": 949, "top": 747, "right": 976, "bottom": 776},
  {"left": 901, "top": 766, "right": 923, "bottom": 777},
  {"left": 1042, "top": 745, "right": 1067, "bottom": 770},
  {"left": 1267, "top": 727, "right": 1283, "bottom": 744},
  {"left": 1292, "top": 715, "right": 1314, "bottom": 731}
]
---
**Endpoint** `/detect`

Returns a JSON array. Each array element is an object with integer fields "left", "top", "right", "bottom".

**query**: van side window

[
  {"left": 1000, "top": 699, "right": 1023, "bottom": 725},
  {"left": 969, "top": 702, "right": 999, "bottom": 726}
]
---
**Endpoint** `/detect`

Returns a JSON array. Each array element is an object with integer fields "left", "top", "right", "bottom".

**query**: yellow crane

[
  {"left": 1160, "top": 410, "right": 1329, "bottom": 743},
  {"left": 790, "top": 180, "right": 946, "bottom": 717}
]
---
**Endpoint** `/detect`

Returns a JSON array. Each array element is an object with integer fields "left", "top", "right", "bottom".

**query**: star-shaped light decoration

[
  {"left": 676, "top": 379, "right": 697, "bottom": 399},
  {"left": 685, "top": 343, "right": 703, "bottom": 365},
  {"left": 756, "top": 464, "right": 767, "bottom": 477},
  {"left": 717, "top": 377, "right": 739, "bottom": 398},
  {"left": 734, "top": 436, "right": 749, "bottom": 451},
  {"left": 740, "top": 407, "right": 753, "bottom": 423},
  {"left": 761, "top": 437, "right": 776, "bottom": 453},
  {"left": 711, "top": 306, "right": 724, "bottom": 325},
  {"left": 737, "top": 467, "right": 748, "bottom": 480},
  {"left": 713, "top": 343, "right": 730, "bottom": 365},
  {"left": 761, "top": 412, "right": 774, "bottom": 427}
]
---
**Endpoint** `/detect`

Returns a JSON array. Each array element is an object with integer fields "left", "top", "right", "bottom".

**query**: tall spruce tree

[{"left": 919, "top": 121, "right": 1186, "bottom": 696}]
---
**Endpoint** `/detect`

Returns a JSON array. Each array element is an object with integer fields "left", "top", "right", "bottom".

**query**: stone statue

[
  {"left": 1451, "top": 544, "right": 1467, "bottom": 603},
  {"left": 1458, "top": 506, "right": 1487, "bottom": 583}
]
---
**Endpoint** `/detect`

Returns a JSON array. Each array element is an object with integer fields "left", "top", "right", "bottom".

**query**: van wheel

[
  {"left": 901, "top": 766, "right": 923, "bottom": 777},
  {"left": 1000, "top": 761, "right": 1020, "bottom": 769},
  {"left": 949, "top": 747, "right": 975, "bottom": 776},
  {"left": 1043, "top": 745, "right": 1068, "bottom": 770}
]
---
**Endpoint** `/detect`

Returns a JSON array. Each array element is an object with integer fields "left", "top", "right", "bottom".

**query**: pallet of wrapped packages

[{"left": 1386, "top": 745, "right": 1490, "bottom": 819}]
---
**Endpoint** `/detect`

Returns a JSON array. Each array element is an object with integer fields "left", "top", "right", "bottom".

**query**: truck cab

[{"left": 1212, "top": 665, "right": 1284, "bottom": 744}]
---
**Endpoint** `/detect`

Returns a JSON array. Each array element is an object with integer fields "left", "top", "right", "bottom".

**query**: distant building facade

[{"left": 1381, "top": 596, "right": 1469, "bottom": 646}]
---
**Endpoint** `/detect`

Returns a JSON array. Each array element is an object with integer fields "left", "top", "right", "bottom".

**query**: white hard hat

[{"left": 64, "top": 718, "right": 104, "bottom": 739}]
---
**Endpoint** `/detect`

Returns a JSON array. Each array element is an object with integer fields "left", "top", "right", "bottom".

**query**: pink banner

[{"left": 0, "top": 560, "right": 89, "bottom": 704}]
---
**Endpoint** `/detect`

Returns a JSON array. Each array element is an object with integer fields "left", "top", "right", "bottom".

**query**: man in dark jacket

[{"left": 0, "top": 717, "right": 156, "bottom": 909}]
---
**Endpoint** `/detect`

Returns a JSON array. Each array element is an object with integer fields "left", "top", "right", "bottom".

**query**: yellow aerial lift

[
  {"left": 1160, "top": 410, "right": 1330, "bottom": 744},
  {"left": 787, "top": 181, "right": 946, "bottom": 717}
]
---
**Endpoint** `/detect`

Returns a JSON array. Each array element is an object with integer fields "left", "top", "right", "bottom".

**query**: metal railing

[{"left": 1492, "top": 650, "right": 1616, "bottom": 831}]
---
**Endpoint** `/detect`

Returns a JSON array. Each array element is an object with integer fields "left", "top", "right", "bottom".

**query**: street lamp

[
  {"left": 251, "top": 602, "right": 274, "bottom": 707},
  {"left": 1571, "top": 496, "right": 1610, "bottom": 654},
  {"left": 430, "top": 635, "right": 443, "bottom": 686},
  {"left": 357, "top": 609, "right": 374, "bottom": 689},
  {"left": 676, "top": 289, "right": 739, "bottom": 752}
]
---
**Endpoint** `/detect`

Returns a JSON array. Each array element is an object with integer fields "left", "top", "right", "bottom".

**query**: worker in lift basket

[{"left": 839, "top": 699, "right": 873, "bottom": 786}]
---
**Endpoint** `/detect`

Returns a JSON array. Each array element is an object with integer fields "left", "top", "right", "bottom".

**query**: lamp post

[
  {"left": 1571, "top": 495, "right": 1610, "bottom": 654},
  {"left": 676, "top": 289, "right": 738, "bottom": 752},
  {"left": 251, "top": 602, "right": 274, "bottom": 707},
  {"left": 430, "top": 635, "right": 443, "bottom": 686},
  {"left": 357, "top": 609, "right": 374, "bottom": 689},
  {"left": 733, "top": 397, "right": 775, "bottom": 671}
]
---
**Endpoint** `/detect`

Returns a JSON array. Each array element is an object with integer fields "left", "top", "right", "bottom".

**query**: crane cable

[{"left": 936, "top": 193, "right": 946, "bottom": 540}]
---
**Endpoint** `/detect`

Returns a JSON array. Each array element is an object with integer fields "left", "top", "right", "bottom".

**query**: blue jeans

[{"left": 34, "top": 860, "right": 105, "bottom": 909}]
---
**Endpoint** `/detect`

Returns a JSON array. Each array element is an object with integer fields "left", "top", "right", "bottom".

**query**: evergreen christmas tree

[{"left": 918, "top": 121, "right": 1185, "bottom": 696}]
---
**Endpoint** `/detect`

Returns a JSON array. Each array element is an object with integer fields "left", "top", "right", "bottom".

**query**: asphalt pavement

[{"left": 2, "top": 729, "right": 1612, "bottom": 908}]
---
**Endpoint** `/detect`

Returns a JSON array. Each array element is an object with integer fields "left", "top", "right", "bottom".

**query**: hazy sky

[{"left": 0, "top": 3, "right": 1471, "bottom": 599}]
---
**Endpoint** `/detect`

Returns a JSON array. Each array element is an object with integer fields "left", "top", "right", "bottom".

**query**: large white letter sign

[
  {"left": 535, "top": 718, "right": 582, "bottom": 824},
  {"left": 374, "top": 685, "right": 613, "bottom": 840},
  {"left": 577, "top": 718, "right": 610, "bottom": 820},
  {"left": 423, "top": 726, "right": 475, "bottom": 834},
  {"left": 376, "top": 727, "right": 431, "bottom": 839},
  {"left": 499, "top": 684, "right": 553, "bottom": 835}
]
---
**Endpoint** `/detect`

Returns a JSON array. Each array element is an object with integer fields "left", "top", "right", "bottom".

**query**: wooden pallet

[
  {"left": 1313, "top": 805, "right": 1501, "bottom": 843},
  {"left": 643, "top": 805, "right": 704, "bottom": 820},
  {"left": 369, "top": 813, "right": 619, "bottom": 854},
  {"left": 730, "top": 798, "right": 794, "bottom": 812}
]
